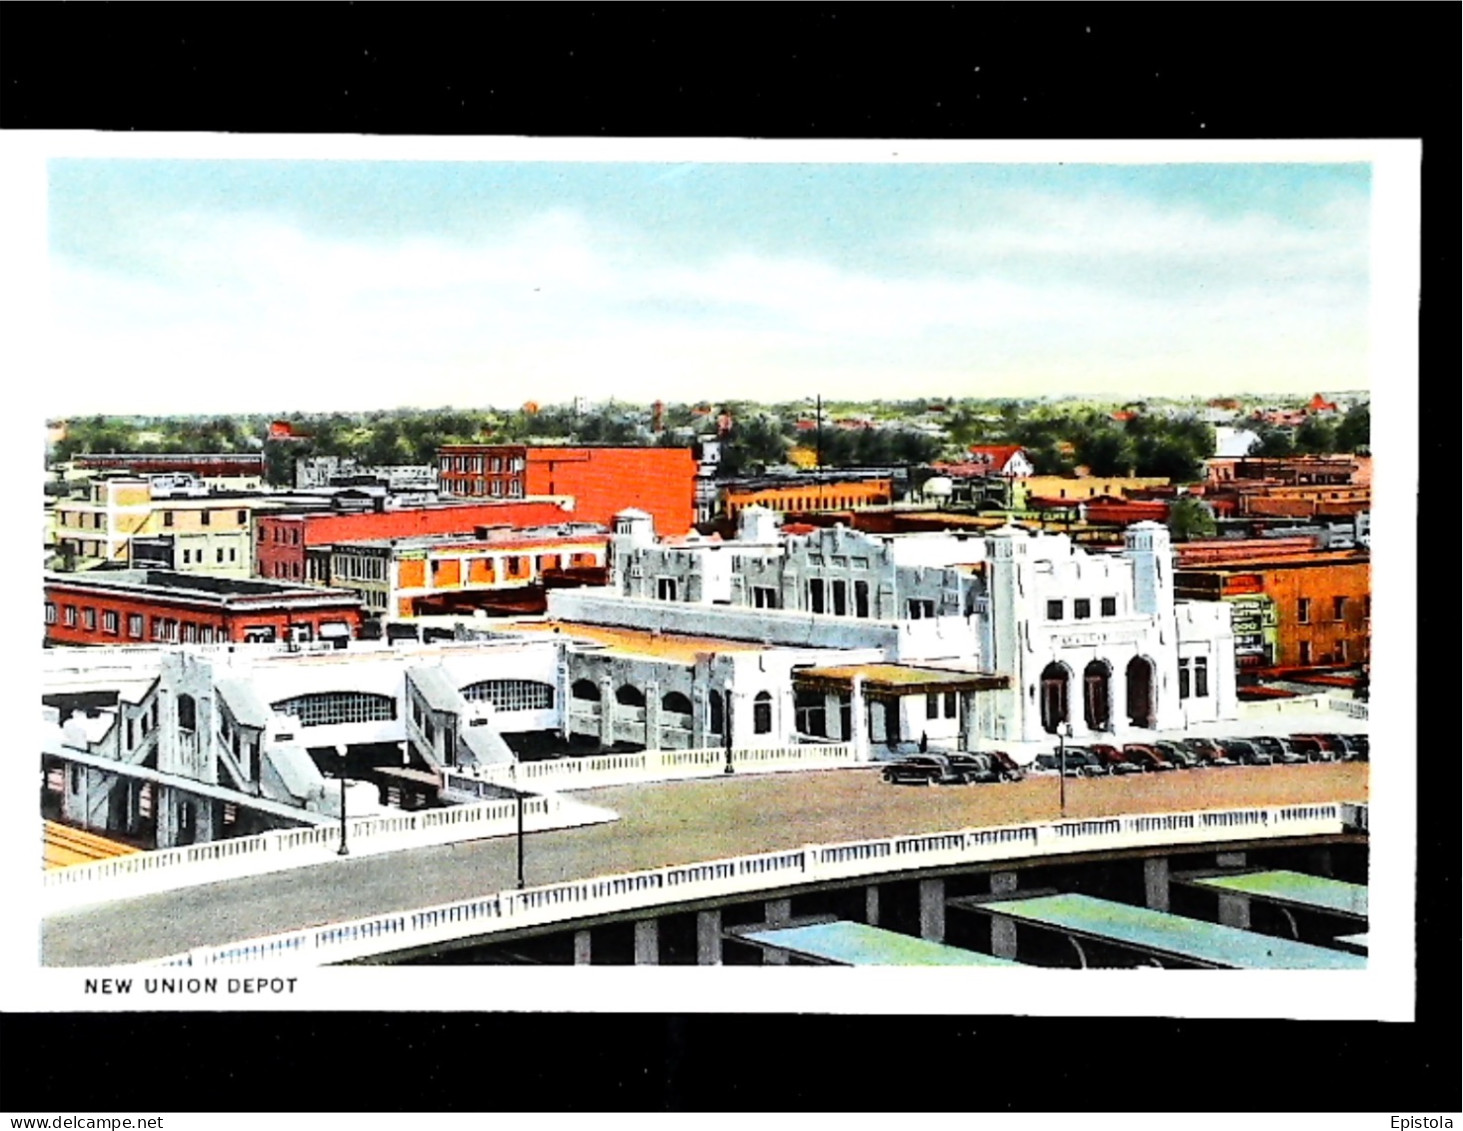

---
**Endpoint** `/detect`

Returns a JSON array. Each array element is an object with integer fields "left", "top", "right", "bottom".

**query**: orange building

[
  {"left": 437, "top": 445, "right": 696, "bottom": 534},
  {"left": 720, "top": 478, "right": 893, "bottom": 520},
  {"left": 1175, "top": 551, "right": 1370, "bottom": 672}
]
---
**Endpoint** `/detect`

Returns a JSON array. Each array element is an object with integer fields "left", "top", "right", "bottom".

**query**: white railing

[
  {"left": 447, "top": 743, "right": 861, "bottom": 796},
  {"left": 152, "top": 801, "right": 1350, "bottom": 968},
  {"left": 42, "top": 795, "right": 565, "bottom": 911}
]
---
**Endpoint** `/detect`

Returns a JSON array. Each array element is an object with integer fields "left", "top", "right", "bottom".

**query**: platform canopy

[
  {"left": 976, "top": 893, "right": 1365, "bottom": 970},
  {"left": 1187, "top": 870, "right": 1368, "bottom": 920},
  {"left": 792, "top": 663, "right": 1008, "bottom": 698},
  {"left": 737, "top": 920, "right": 1017, "bottom": 967}
]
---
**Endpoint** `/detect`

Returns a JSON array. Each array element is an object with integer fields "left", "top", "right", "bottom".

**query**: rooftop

[
  {"left": 508, "top": 619, "right": 775, "bottom": 662},
  {"left": 44, "top": 569, "right": 360, "bottom": 604}
]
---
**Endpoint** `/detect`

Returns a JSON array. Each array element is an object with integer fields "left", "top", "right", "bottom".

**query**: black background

[{"left": 2, "top": 3, "right": 1455, "bottom": 1114}]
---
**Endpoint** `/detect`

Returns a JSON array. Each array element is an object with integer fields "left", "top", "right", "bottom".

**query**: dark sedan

[
  {"left": 882, "top": 755, "right": 960, "bottom": 785},
  {"left": 945, "top": 753, "right": 1001, "bottom": 784},
  {"left": 1152, "top": 741, "right": 1200, "bottom": 769},
  {"left": 1087, "top": 743, "right": 1146, "bottom": 775},
  {"left": 1247, "top": 735, "right": 1306, "bottom": 764},
  {"left": 1218, "top": 738, "right": 1273, "bottom": 766}
]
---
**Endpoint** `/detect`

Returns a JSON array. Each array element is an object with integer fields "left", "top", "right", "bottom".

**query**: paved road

[{"left": 41, "top": 762, "right": 1367, "bottom": 966}]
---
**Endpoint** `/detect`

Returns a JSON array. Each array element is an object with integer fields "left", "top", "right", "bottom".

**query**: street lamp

[
  {"left": 723, "top": 693, "right": 735, "bottom": 775},
  {"left": 335, "top": 745, "right": 350, "bottom": 856},
  {"left": 508, "top": 765, "right": 526, "bottom": 888},
  {"left": 1057, "top": 721, "right": 1074, "bottom": 817}
]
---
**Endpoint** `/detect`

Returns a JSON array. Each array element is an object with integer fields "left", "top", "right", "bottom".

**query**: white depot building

[
  {"left": 40, "top": 506, "right": 1238, "bottom": 848},
  {"left": 556, "top": 506, "right": 1238, "bottom": 750}
]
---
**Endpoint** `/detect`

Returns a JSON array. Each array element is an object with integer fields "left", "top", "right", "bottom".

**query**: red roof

[
  {"left": 967, "top": 445, "right": 1025, "bottom": 471},
  {"left": 1111, "top": 410, "right": 1137, "bottom": 422},
  {"left": 1307, "top": 393, "right": 1338, "bottom": 412}
]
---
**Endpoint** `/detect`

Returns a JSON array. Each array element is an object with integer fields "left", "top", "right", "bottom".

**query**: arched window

[
  {"left": 1126, "top": 656, "right": 1155, "bottom": 729},
  {"left": 753, "top": 691, "right": 773, "bottom": 735},
  {"left": 615, "top": 684, "right": 645, "bottom": 707},
  {"left": 1082, "top": 660, "right": 1111, "bottom": 731},
  {"left": 461, "top": 679, "right": 555, "bottom": 712},
  {"left": 270, "top": 691, "right": 396, "bottom": 727},
  {"left": 177, "top": 694, "right": 197, "bottom": 733},
  {"left": 708, "top": 689, "right": 725, "bottom": 735},
  {"left": 570, "top": 679, "right": 601, "bottom": 702},
  {"left": 1039, "top": 663, "right": 1070, "bottom": 734},
  {"left": 661, "top": 691, "right": 693, "bottom": 715}
]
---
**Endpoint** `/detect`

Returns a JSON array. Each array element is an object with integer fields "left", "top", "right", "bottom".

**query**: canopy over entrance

[{"left": 791, "top": 663, "right": 1008, "bottom": 697}]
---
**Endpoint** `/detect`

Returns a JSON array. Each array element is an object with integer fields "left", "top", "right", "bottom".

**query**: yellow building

[
  {"left": 722, "top": 478, "right": 893, "bottom": 519},
  {"left": 50, "top": 478, "right": 266, "bottom": 577},
  {"left": 1010, "top": 475, "right": 1170, "bottom": 511}
]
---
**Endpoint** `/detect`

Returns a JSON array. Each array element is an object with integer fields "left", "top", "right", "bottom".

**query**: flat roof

[
  {"left": 509, "top": 619, "right": 774, "bottom": 662},
  {"left": 738, "top": 921, "right": 1017, "bottom": 967},
  {"left": 1187, "top": 870, "right": 1367, "bottom": 919},
  {"left": 44, "top": 821, "right": 139, "bottom": 871},
  {"left": 45, "top": 569, "right": 360, "bottom": 605},
  {"left": 794, "top": 663, "right": 1008, "bottom": 695},
  {"left": 975, "top": 893, "right": 1365, "bottom": 969},
  {"left": 348, "top": 530, "right": 606, "bottom": 552}
]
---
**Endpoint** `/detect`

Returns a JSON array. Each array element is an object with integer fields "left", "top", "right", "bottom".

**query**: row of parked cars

[
  {"left": 882, "top": 750, "right": 1025, "bottom": 786},
  {"left": 1029, "top": 732, "right": 1369, "bottom": 777},
  {"left": 882, "top": 732, "right": 1368, "bottom": 785}
]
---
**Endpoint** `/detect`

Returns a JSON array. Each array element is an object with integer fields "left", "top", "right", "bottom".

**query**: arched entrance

[
  {"left": 1039, "top": 662, "right": 1071, "bottom": 734},
  {"left": 1083, "top": 660, "right": 1112, "bottom": 731},
  {"left": 1125, "top": 656, "right": 1156, "bottom": 728}
]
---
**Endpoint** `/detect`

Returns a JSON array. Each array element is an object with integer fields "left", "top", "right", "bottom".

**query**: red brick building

[
  {"left": 44, "top": 570, "right": 365, "bottom": 647},
  {"left": 255, "top": 500, "right": 571, "bottom": 583},
  {"left": 437, "top": 445, "right": 696, "bottom": 534}
]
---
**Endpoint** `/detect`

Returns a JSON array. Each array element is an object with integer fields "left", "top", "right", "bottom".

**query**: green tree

[
  {"left": 1293, "top": 417, "right": 1336, "bottom": 455},
  {"left": 1334, "top": 403, "right": 1370, "bottom": 453},
  {"left": 1166, "top": 495, "right": 1217, "bottom": 541},
  {"left": 1075, "top": 428, "right": 1137, "bottom": 476},
  {"left": 1253, "top": 426, "right": 1295, "bottom": 458}
]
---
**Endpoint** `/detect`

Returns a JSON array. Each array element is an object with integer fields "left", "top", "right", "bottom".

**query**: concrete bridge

[{"left": 41, "top": 763, "right": 1367, "bottom": 967}]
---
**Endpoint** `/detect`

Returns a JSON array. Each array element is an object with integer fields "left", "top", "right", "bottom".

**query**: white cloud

[{"left": 44, "top": 196, "right": 1369, "bottom": 416}]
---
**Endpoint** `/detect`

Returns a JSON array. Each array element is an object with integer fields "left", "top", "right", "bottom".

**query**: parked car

[
  {"left": 945, "top": 752, "right": 1001, "bottom": 784},
  {"left": 882, "top": 755, "right": 960, "bottom": 785},
  {"left": 1151, "top": 741, "right": 1200, "bottom": 769},
  {"left": 1312, "top": 733, "right": 1361, "bottom": 760},
  {"left": 1218, "top": 738, "right": 1272, "bottom": 766},
  {"left": 1032, "top": 748, "right": 1103, "bottom": 778},
  {"left": 984, "top": 749, "right": 1025, "bottom": 782},
  {"left": 1339, "top": 733, "right": 1369, "bottom": 761},
  {"left": 1123, "top": 743, "right": 1178, "bottom": 771},
  {"left": 1180, "top": 737, "right": 1237, "bottom": 766},
  {"left": 1247, "top": 735, "right": 1306, "bottom": 764},
  {"left": 1288, "top": 734, "right": 1336, "bottom": 762},
  {"left": 1086, "top": 743, "right": 1145, "bottom": 775}
]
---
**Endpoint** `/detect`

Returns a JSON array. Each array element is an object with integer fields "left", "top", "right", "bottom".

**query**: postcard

[{"left": 3, "top": 133, "right": 1419, "bottom": 1020}]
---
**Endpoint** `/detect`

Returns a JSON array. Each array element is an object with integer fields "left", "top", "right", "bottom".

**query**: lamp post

[
  {"left": 335, "top": 746, "right": 350, "bottom": 856},
  {"left": 515, "top": 786, "right": 526, "bottom": 889},
  {"left": 723, "top": 692, "right": 735, "bottom": 775},
  {"left": 1057, "top": 721, "right": 1073, "bottom": 818}
]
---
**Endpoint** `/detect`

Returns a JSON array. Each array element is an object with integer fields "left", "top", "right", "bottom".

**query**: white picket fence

[
  {"left": 152, "top": 801, "right": 1348, "bottom": 968},
  {"left": 445, "top": 742, "right": 861, "bottom": 797},
  {"left": 1326, "top": 697, "right": 1369, "bottom": 721},
  {"left": 40, "top": 794, "right": 611, "bottom": 912}
]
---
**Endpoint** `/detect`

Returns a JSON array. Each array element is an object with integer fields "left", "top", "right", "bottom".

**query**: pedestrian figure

[{"left": 919, "top": 731, "right": 928, "bottom": 753}]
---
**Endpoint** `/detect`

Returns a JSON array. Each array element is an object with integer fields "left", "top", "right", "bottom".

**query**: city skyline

[{"left": 44, "top": 152, "right": 1371, "bottom": 416}]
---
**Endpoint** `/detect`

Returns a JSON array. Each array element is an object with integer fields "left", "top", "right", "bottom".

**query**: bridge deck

[
  {"left": 42, "top": 761, "right": 1366, "bottom": 967},
  {"left": 1186, "top": 869, "right": 1368, "bottom": 919},
  {"left": 738, "top": 921, "right": 1017, "bottom": 966},
  {"left": 980, "top": 892, "right": 1366, "bottom": 969}
]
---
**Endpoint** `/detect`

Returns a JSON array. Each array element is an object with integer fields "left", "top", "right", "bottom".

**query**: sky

[{"left": 44, "top": 156, "right": 1373, "bottom": 416}]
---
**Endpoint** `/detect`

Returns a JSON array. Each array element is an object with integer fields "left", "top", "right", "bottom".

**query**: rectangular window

[
  {"left": 1363, "top": 595, "right": 1371, "bottom": 621},
  {"left": 752, "top": 586, "right": 778, "bottom": 609},
  {"left": 201, "top": 510, "right": 212, "bottom": 526},
  {"left": 45, "top": 601, "right": 56, "bottom": 625},
  {"left": 851, "top": 557, "right": 870, "bottom": 570},
  {"left": 1332, "top": 596, "right": 1347, "bottom": 621},
  {"left": 216, "top": 548, "right": 225, "bottom": 563},
  {"left": 832, "top": 579, "right": 848, "bottom": 616},
  {"left": 1298, "top": 640, "right": 1312, "bottom": 665},
  {"left": 808, "top": 578, "right": 826, "bottom": 614},
  {"left": 181, "top": 549, "right": 191, "bottom": 565},
  {"left": 1194, "top": 657, "right": 1209, "bottom": 698},
  {"left": 907, "top": 598, "right": 935, "bottom": 619},
  {"left": 657, "top": 577, "right": 679, "bottom": 601},
  {"left": 128, "top": 614, "right": 143, "bottom": 638},
  {"left": 1073, "top": 598, "right": 1091, "bottom": 620},
  {"left": 237, "top": 510, "right": 247, "bottom": 524},
  {"left": 1337, "top": 639, "right": 1348, "bottom": 663},
  {"left": 1178, "top": 659, "right": 1191, "bottom": 700},
  {"left": 1101, "top": 596, "right": 1117, "bottom": 617},
  {"left": 163, "top": 512, "right": 175, "bottom": 527},
  {"left": 1297, "top": 597, "right": 1310, "bottom": 624},
  {"left": 943, "top": 691, "right": 958, "bottom": 719},
  {"left": 83, "top": 607, "right": 96, "bottom": 631},
  {"left": 64, "top": 605, "right": 78, "bottom": 628},
  {"left": 854, "top": 580, "right": 870, "bottom": 618},
  {"left": 926, "top": 693, "right": 939, "bottom": 719},
  {"left": 102, "top": 610, "right": 118, "bottom": 634},
  {"left": 1046, "top": 599, "right": 1063, "bottom": 620},
  {"left": 201, "top": 625, "right": 215, "bottom": 643}
]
